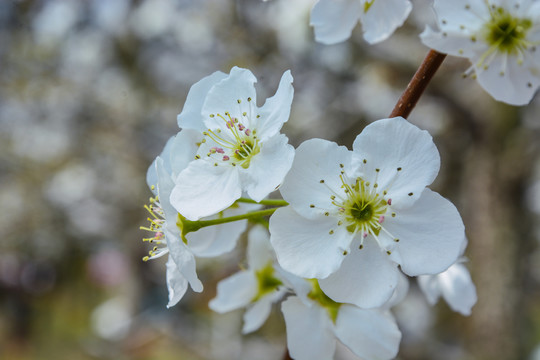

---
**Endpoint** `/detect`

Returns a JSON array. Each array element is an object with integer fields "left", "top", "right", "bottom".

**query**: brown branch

[
  {"left": 282, "top": 349, "right": 292, "bottom": 360},
  {"left": 389, "top": 50, "right": 447, "bottom": 119}
]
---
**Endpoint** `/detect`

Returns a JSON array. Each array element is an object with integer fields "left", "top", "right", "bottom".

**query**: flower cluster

[
  {"left": 266, "top": 0, "right": 539, "bottom": 105},
  {"left": 421, "top": 0, "right": 540, "bottom": 105},
  {"left": 141, "top": 66, "right": 475, "bottom": 359}
]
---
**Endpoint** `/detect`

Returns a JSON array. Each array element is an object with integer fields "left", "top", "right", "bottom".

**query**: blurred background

[{"left": 1, "top": 0, "right": 540, "bottom": 359}]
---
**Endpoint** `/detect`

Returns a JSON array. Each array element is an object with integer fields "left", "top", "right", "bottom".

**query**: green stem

[
  {"left": 178, "top": 208, "right": 281, "bottom": 238},
  {"left": 236, "top": 197, "right": 289, "bottom": 206}
]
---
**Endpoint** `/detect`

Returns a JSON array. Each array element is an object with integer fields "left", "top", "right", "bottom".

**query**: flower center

[
  {"left": 252, "top": 262, "right": 283, "bottom": 302},
  {"left": 336, "top": 175, "right": 389, "bottom": 236},
  {"left": 202, "top": 99, "right": 262, "bottom": 169},
  {"left": 364, "top": 0, "right": 375, "bottom": 13},
  {"left": 483, "top": 7, "right": 532, "bottom": 55},
  {"left": 350, "top": 203, "right": 373, "bottom": 222},
  {"left": 307, "top": 279, "right": 341, "bottom": 323}
]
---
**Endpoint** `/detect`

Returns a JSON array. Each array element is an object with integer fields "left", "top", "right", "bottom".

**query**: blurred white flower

[
  {"left": 144, "top": 130, "right": 254, "bottom": 307},
  {"left": 418, "top": 256, "right": 477, "bottom": 316},
  {"left": 310, "top": 0, "right": 412, "bottom": 45},
  {"left": 270, "top": 117, "right": 466, "bottom": 308},
  {"left": 281, "top": 279, "right": 401, "bottom": 360},
  {"left": 171, "top": 67, "right": 295, "bottom": 220},
  {"left": 209, "top": 226, "right": 287, "bottom": 334},
  {"left": 421, "top": 0, "right": 540, "bottom": 105}
]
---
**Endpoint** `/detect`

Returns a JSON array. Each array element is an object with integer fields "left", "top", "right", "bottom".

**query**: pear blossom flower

[
  {"left": 170, "top": 67, "right": 295, "bottom": 220},
  {"left": 310, "top": 0, "right": 412, "bottom": 45},
  {"left": 209, "top": 226, "right": 287, "bottom": 334},
  {"left": 281, "top": 279, "right": 401, "bottom": 360},
  {"left": 143, "top": 130, "right": 254, "bottom": 307},
  {"left": 418, "top": 241, "right": 477, "bottom": 316},
  {"left": 270, "top": 117, "right": 466, "bottom": 308},
  {"left": 420, "top": 0, "right": 540, "bottom": 105}
]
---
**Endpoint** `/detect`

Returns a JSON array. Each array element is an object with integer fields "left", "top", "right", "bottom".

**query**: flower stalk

[
  {"left": 236, "top": 197, "right": 289, "bottom": 207},
  {"left": 389, "top": 49, "right": 446, "bottom": 119},
  {"left": 177, "top": 207, "right": 282, "bottom": 242}
]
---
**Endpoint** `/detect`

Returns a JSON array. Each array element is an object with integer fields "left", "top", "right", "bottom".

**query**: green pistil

[
  {"left": 307, "top": 279, "right": 341, "bottom": 323},
  {"left": 234, "top": 139, "right": 260, "bottom": 169},
  {"left": 350, "top": 203, "right": 373, "bottom": 222},
  {"left": 364, "top": 0, "right": 375, "bottom": 13},
  {"left": 484, "top": 7, "right": 532, "bottom": 55},
  {"left": 339, "top": 176, "right": 388, "bottom": 235},
  {"left": 252, "top": 263, "right": 283, "bottom": 302}
]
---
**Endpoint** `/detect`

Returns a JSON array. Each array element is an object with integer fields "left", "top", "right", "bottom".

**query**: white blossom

[
  {"left": 281, "top": 279, "right": 401, "bottom": 360},
  {"left": 270, "top": 117, "right": 466, "bottom": 308},
  {"left": 170, "top": 67, "right": 295, "bottom": 220},
  {"left": 418, "top": 241, "right": 477, "bottom": 316},
  {"left": 421, "top": 0, "right": 540, "bottom": 105},
  {"left": 144, "top": 130, "right": 253, "bottom": 307},
  {"left": 209, "top": 226, "right": 287, "bottom": 334},
  {"left": 310, "top": 0, "right": 412, "bottom": 45}
]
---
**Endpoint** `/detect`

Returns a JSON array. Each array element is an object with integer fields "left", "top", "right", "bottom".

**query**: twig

[{"left": 389, "top": 50, "right": 447, "bottom": 119}]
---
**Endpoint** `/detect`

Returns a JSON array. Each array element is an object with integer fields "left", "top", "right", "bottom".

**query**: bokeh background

[{"left": 1, "top": 0, "right": 540, "bottom": 359}]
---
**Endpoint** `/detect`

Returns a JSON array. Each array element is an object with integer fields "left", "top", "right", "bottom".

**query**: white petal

[
  {"left": 155, "top": 157, "right": 177, "bottom": 222},
  {"left": 147, "top": 135, "right": 176, "bottom": 193},
  {"left": 310, "top": 0, "right": 361, "bottom": 45},
  {"left": 335, "top": 306, "right": 401, "bottom": 360},
  {"left": 201, "top": 67, "right": 258, "bottom": 129},
  {"left": 384, "top": 188, "right": 465, "bottom": 276},
  {"left": 319, "top": 239, "right": 400, "bottom": 308},
  {"left": 276, "top": 268, "right": 313, "bottom": 303},
  {"left": 243, "top": 134, "right": 295, "bottom": 202},
  {"left": 146, "top": 158, "right": 159, "bottom": 196},
  {"left": 417, "top": 274, "right": 441, "bottom": 305},
  {"left": 359, "top": 0, "right": 412, "bottom": 44},
  {"left": 383, "top": 272, "right": 410, "bottom": 309},
  {"left": 420, "top": 25, "right": 487, "bottom": 59},
  {"left": 165, "top": 256, "right": 188, "bottom": 308},
  {"left": 166, "top": 229, "right": 203, "bottom": 292},
  {"left": 431, "top": 0, "right": 489, "bottom": 32},
  {"left": 279, "top": 138, "right": 353, "bottom": 220},
  {"left": 257, "top": 70, "right": 294, "bottom": 141},
  {"left": 282, "top": 296, "right": 336, "bottom": 360},
  {"left": 187, "top": 218, "right": 246, "bottom": 257},
  {"left": 170, "top": 160, "right": 242, "bottom": 220},
  {"left": 209, "top": 271, "right": 257, "bottom": 313},
  {"left": 352, "top": 117, "right": 440, "bottom": 209},
  {"left": 247, "top": 225, "right": 274, "bottom": 270},
  {"left": 187, "top": 203, "right": 256, "bottom": 258},
  {"left": 438, "top": 262, "right": 477, "bottom": 316},
  {"left": 242, "top": 290, "right": 284, "bottom": 334},
  {"left": 177, "top": 70, "right": 228, "bottom": 132},
  {"left": 168, "top": 129, "right": 202, "bottom": 178},
  {"left": 475, "top": 52, "right": 540, "bottom": 106},
  {"left": 269, "top": 206, "right": 354, "bottom": 279}
]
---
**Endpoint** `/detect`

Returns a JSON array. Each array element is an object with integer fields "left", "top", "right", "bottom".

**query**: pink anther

[
  {"left": 222, "top": 155, "right": 230, "bottom": 161},
  {"left": 363, "top": 232, "right": 368, "bottom": 238},
  {"left": 244, "top": 128, "right": 251, "bottom": 136},
  {"left": 387, "top": 198, "right": 392, "bottom": 205},
  {"left": 216, "top": 148, "right": 225, "bottom": 154},
  {"left": 378, "top": 216, "right": 385, "bottom": 224},
  {"left": 238, "top": 124, "right": 245, "bottom": 131}
]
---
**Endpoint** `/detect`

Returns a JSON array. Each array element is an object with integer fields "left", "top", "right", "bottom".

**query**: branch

[{"left": 389, "top": 50, "right": 447, "bottom": 119}]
